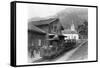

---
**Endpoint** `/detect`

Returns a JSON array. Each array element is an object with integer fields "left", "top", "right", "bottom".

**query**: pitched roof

[
  {"left": 28, "top": 23, "right": 46, "bottom": 34},
  {"left": 29, "top": 18, "right": 59, "bottom": 26},
  {"left": 62, "top": 29, "right": 77, "bottom": 34}
]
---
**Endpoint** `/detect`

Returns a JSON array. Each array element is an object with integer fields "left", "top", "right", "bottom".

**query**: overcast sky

[{"left": 28, "top": 4, "right": 68, "bottom": 19}]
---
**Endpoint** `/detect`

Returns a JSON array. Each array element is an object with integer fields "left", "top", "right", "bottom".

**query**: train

[{"left": 40, "top": 34, "right": 77, "bottom": 59}]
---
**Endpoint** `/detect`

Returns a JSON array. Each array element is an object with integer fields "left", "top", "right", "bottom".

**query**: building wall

[
  {"left": 64, "top": 34, "right": 79, "bottom": 40},
  {"left": 28, "top": 31, "right": 46, "bottom": 47},
  {"left": 49, "top": 20, "right": 63, "bottom": 35},
  {"left": 37, "top": 25, "right": 49, "bottom": 33},
  {"left": 28, "top": 31, "right": 46, "bottom": 58},
  {"left": 36, "top": 19, "right": 63, "bottom": 35}
]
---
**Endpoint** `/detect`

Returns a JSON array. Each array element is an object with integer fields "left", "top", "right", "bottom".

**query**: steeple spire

[{"left": 71, "top": 20, "right": 75, "bottom": 31}]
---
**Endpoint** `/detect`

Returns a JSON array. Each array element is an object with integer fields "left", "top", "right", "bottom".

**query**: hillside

[{"left": 56, "top": 8, "right": 88, "bottom": 29}]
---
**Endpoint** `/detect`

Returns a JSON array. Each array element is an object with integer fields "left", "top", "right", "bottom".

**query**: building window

[
  {"left": 38, "top": 39, "right": 41, "bottom": 46},
  {"left": 53, "top": 25, "right": 57, "bottom": 32},
  {"left": 49, "top": 26, "right": 51, "bottom": 33},
  {"left": 74, "top": 36, "right": 76, "bottom": 39},
  {"left": 51, "top": 25, "right": 53, "bottom": 33}
]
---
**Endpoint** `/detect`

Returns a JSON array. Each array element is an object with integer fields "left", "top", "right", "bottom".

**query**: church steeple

[{"left": 71, "top": 20, "right": 75, "bottom": 31}]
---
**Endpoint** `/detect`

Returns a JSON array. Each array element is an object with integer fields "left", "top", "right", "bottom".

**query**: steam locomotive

[{"left": 40, "top": 34, "right": 77, "bottom": 59}]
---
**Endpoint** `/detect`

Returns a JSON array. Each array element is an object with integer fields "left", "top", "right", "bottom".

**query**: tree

[{"left": 77, "top": 20, "right": 88, "bottom": 39}]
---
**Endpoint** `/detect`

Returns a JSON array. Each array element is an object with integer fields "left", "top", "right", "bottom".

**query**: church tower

[{"left": 71, "top": 20, "right": 75, "bottom": 31}]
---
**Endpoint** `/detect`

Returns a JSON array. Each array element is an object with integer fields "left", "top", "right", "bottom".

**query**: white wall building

[{"left": 62, "top": 22, "right": 79, "bottom": 40}]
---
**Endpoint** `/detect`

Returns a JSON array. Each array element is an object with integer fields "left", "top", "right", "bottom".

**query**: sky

[{"left": 28, "top": 4, "right": 68, "bottom": 19}]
